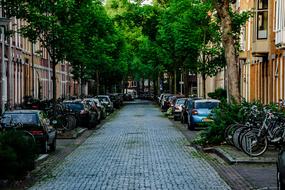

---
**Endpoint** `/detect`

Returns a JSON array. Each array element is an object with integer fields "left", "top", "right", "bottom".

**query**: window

[
  {"left": 194, "top": 101, "right": 220, "bottom": 109},
  {"left": 258, "top": 0, "right": 268, "bottom": 9},
  {"left": 256, "top": 0, "right": 268, "bottom": 39},
  {"left": 240, "top": 26, "right": 246, "bottom": 51}
]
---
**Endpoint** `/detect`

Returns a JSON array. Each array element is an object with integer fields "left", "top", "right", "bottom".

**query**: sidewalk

[{"left": 170, "top": 119, "right": 278, "bottom": 189}]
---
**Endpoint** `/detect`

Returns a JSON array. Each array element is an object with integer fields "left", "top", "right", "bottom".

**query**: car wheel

[
  {"left": 180, "top": 116, "right": 184, "bottom": 124},
  {"left": 187, "top": 118, "right": 195, "bottom": 130},
  {"left": 50, "top": 138, "right": 56, "bottom": 152},
  {"left": 41, "top": 140, "right": 48, "bottom": 154},
  {"left": 184, "top": 115, "right": 188, "bottom": 124},
  {"left": 87, "top": 119, "right": 95, "bottom": 129}
]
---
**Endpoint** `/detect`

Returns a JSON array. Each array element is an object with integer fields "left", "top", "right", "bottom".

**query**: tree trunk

[
  {"left": 142, "top": 77, "right": 145, "bottom": 93},
  {"left": 169, "top": 73, "right": 173, "bottom": 93},
  {"left": 153, "top": 79, "right": 157, "bottom": 97},
  {"left": 184, "top": 69, "right": 189, "bottom": 96},
  {"left": 96, "top": 70, "right": 99, "bottom": 95},
  {"left": 157, "top": 75, "right": 161, "bottom": 95},
  {"left": 52, "top": 59, "right": 57, "bottom": 104},
  {"left": 202, "top": 73, "right": 206, "bottom": 98},
  {"left": 174, "top": 70, "right": 177, "bottom": 94},
  {"left": 148, "top": 78, "right": 151, "bottom": 93},
  {"left": 214, "top": 0, "right": 241, "bottom": 103}
]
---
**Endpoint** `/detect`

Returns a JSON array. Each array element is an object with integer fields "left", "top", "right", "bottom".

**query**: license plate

[{"left": 203, "top": 118, "right": 213, "bottom": 122}]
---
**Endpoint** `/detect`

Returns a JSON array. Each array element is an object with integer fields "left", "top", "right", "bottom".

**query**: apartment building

[
  {"left": 239, "top": 0, "right": 285, "bottom": 104},
  {"left": 0, "top": 8, "right": 80, "bottom": 111}
]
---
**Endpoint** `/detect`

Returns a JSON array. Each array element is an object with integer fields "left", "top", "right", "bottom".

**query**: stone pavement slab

[{"left": 57, "top": 127, "right": 87, "bottom": 139}]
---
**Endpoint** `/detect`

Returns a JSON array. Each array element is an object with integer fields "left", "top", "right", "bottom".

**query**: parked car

[
  {"left": 123, "top": 93, "right": 133, "bottom": 101},
  {"left": 1, "top": 110, "right": 57, "bottom": 153},
  {"left": 161, "top": 94, "right": 173, "bottom": 112},
  {"left": 63, "top": 100, "right": 98, "bottom": 129},
  {"left": 277, "top": 149, "right": 285, "bottom": 189},
  {"left": 186, "top": 99, "right": 220, "bottom": 130},
  {"left": 96, "top": 95, "right": 114, "bottom": 113},
  {"left": 83, "top": 98, "right": 101, "bottom": 122},
  {"left": 173, "top": 98, "right": 187, "bottom": 121},
  {"left": 109, "top": 93, "right": 121, "bottom": 109},
  {"left": 181, "top": 97, "right": 201, "bottom": 124},
  {"left": 84, "top": 98, "right": 107, "bottom": 120}
]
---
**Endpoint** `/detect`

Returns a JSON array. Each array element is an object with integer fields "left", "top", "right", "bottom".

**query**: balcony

[
  {"left": 275, "top": 0, "right": 285, "bottom": 49},
  {"left": 252, "top": 39, "right": 269, "bottom": 57}
]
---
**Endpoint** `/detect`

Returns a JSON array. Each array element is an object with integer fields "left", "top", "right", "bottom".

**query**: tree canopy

[{"left": 2, "top": 0, "right": 249, "bottom": 99}]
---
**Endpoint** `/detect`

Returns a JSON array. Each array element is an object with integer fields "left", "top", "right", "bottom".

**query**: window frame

[{"left": 256, "top": 0, "right": 268, "bottom": 40}]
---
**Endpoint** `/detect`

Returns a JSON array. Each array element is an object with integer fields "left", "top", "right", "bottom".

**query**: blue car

[{"left": 187, "top": 99, "right": 220, "bottom": 130}]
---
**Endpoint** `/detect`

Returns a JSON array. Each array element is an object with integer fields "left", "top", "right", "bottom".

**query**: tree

[
  {"left": 209, "top": 0, "right": 250, "bottom": 102},
  {"left": 65, "top": 0, "right": 125, "bottom": 95},
  {"left": 105, "top": 0, "right": 161, "bottom": 94},
  {"left": 4, "top": 0, "right": 126, "bottom": 98},
  {"left": 3, "top": 0, "right": 79, "bottom": 102},
  {"left": 156, "top": 0, "right": 225, "bottom": 96}
]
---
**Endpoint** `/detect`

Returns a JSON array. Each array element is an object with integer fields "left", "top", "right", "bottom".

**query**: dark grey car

[{"left": 1, "top": 110, "right": 57, "bottom": 154}]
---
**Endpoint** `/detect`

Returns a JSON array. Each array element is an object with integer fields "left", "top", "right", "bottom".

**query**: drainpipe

[
  {"left": 8, "top": 23, "right": 13, "bottom": 110},
  {"left": 31, "top": 42, "right": 34, "bottom": 98},
  {"left": 1, "top": 26, "right": 5, "bottom": 113}
]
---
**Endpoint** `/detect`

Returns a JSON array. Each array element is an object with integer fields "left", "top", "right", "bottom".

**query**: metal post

[
  {"left": 48, "top": 54, "right": 51, "bottom": 99},
  {"left": 180, "top": 69, "right": 183, "bottom": 94}
]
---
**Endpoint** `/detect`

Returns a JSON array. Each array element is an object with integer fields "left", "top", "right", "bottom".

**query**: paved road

[{"left": 30, "top": 101, "right": 230, "bottom": 190}]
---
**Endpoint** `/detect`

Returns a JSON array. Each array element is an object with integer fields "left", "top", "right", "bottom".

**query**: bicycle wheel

[
  {"left": 224, "top": 123, "right": 243, "bottom": 145},
  {"left": 241, "top": 129, "right": 268, "bottom": 157},
  {"left": 63, "top": 114, "right": 77, "bottom": 130},
  {"left": 232, "top": 125, "right": 247, "bottom": 150},
  {"left": 238, "top": 127, "right": 252, "bottom": 149},
  {"left": 22, "top": 131, "right": 36, "bottom": 143}
]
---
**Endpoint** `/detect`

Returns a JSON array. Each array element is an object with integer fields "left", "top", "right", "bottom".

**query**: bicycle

[
  {"left": 0, "top": 116, "right": 36, "bottom": 147},
  {"left": 224, "top": 105, "right": 263, "bottom": 148},
  {"left": 46, "top": 103, "right": 77, "bottom": 132},
  {"left": 240, "top": 110, "right": 285, "bottom": 156}
]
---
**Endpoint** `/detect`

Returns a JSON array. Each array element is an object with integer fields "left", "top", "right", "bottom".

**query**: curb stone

[
  {"left": 35, "top": 154, "right": 49, "bottom": 166},
  {"left": 57, "top": 127, "right": 87, "bottom": 139},
  {"left": 203, "top": 147, "right": 277, "bottom": 164}
]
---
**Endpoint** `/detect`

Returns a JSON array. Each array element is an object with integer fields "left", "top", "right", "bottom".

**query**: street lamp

[{"left": 179, "top": 68, "right": 183, "bottom": 95}]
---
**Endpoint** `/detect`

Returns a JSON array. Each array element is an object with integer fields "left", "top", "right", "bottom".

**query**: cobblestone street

[{"left": 30, "top": 102, "right": 230, "bottom": 190}]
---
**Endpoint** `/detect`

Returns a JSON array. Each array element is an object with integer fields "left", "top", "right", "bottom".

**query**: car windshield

[
  {"left": 195, "top": 102, "right": 219, "bottom": 109},
  {"left": 2, "top": 113, "right": 38, "bottom": 126},
  {"left": 109, "top": 96, "right": 115, "bottom": 101},
  {"left": 64, "top": 103, "right": 84, "bottom": 111},
  {"left": 98, "top": 97, "right": 108, "bottom": 102},
  {"left": 176, "top": 99, "right": 185, "bottom": 105}
]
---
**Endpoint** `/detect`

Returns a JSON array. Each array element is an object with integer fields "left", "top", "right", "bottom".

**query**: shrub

[
  {"left": 0, "top": 131, "right": 38, "bottom": 180},
  {"left": 192, "top": 99, "right": 269, "bottom": 146},
  {"left": 208, "top": 88, "right": 227, "bottom": 100}
]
